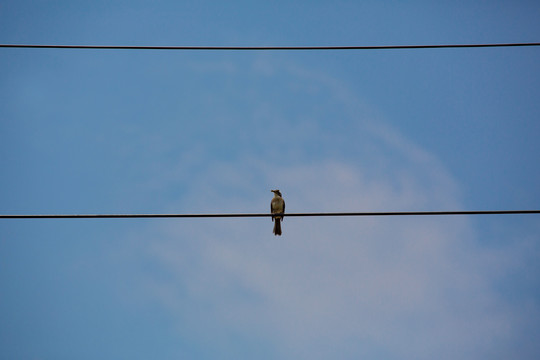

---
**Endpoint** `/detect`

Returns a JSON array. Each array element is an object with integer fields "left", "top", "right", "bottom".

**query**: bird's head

[{"left": 271, "top": 189, "right": 282, "bottom": 196}]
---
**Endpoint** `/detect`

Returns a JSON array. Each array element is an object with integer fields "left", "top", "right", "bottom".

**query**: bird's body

[{"left": 270, "top": 190, "right": 285, "bottom": 235}]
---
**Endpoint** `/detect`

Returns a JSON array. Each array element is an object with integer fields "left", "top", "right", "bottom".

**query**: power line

[
  {"left": 1, "top": 42, "right": 540, "bottom": 51},
  {"left": 1, "top": 210, "right": 539, "bottom": 219}
]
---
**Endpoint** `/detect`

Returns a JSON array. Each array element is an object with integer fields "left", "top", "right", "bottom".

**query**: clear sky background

[{"left": 1, "top": 1, "right": 539, "bottom": 359}]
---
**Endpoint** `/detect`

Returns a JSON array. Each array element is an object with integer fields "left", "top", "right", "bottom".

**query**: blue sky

[{"left": 1, "top": 1, "right": 539, "bottom": 359}]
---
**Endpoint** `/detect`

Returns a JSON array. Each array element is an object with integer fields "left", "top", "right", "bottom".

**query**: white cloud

[{"left": 125, "top": 59, "right": 537, "bottom": 359}]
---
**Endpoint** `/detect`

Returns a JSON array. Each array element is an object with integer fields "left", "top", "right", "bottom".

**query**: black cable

[
  {"left": 1, "top": 42, "right": 540, "bottom": 51},
  {"left": 1, "top": 210, "right": 539, "bottom": 219}
]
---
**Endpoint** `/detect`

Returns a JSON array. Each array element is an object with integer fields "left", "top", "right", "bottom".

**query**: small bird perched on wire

[{"left": 270, "top": 189, "right": 285, "bottom": 236}]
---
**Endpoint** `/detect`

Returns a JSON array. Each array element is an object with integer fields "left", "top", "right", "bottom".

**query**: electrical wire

[
  {"left": 1, "top": 42, "right": 540, "bottom": 51},
  {"left": 1, "top": 210, "right": 539, "bottom": 219},
  {"left": 2, "top": 43, "right": 537, "bottom": 220},
  {"left": 1, "top": 43, "right": 538, "bottom": 219}
]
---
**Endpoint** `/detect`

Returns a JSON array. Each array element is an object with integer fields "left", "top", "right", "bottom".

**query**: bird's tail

[{"left": 273, "top": 217, "right": 282, "bottom": 236}]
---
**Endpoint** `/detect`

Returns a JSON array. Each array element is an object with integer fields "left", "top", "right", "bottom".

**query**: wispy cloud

[{"left": 121, "top": 58, "right": 537, "bottom": 359}]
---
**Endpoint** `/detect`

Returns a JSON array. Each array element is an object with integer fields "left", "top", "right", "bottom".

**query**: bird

[{"left": 270, "top": 190, "right": 285, "bottom": 235}]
